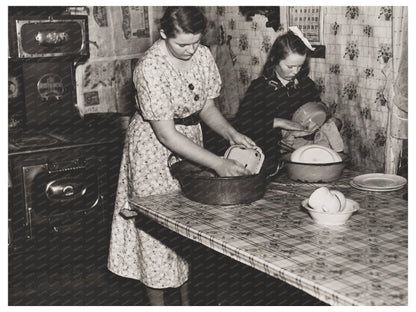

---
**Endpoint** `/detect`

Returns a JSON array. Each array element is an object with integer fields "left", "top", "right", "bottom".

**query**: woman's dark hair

[
  {"left": 160, "top": 6, "right": 207, "bottom": 38},
  {"left": 262, "top": 30, "right": 311, "bottom": 80}
]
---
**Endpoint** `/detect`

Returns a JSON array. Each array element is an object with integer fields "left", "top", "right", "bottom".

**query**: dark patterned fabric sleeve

[{"left": 236, "top": 78, "right": 280, "bottom": 175}]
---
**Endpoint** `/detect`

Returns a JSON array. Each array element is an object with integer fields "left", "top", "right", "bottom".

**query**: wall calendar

[{"left": 288, "top": 6, "right": 322, "bottom": 44}]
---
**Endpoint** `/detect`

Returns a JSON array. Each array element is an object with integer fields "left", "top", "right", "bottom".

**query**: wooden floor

[{"left": 9, "top": 245, "right": 327, "bottom": 306}]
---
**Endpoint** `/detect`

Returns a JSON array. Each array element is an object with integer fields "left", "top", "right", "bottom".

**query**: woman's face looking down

[{"left": 162, "top": 29, "right": 202, "bottom": 61}]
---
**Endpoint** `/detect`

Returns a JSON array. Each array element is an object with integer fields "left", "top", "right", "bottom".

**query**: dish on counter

[
  {"left": 290, "top": 144, "right": 342, "bottom": 164},
  {"left": 350, "top": 180, "right": 406, "bottom": 192},
  {"left": 302, "top": 198, "right": 359, "bottom": 226},
  {"left": 283, "top": 152, "right": 347, "bottom": 183},
  {"left": 352, "top": 173, "right": 407, "bottom": 189}
]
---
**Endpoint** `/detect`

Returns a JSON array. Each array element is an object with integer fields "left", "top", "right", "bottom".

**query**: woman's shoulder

[
  {"left": 194, "top": 44, "right": 216, "bottom": 63},
  {"left": 139, "top": 41, "right": 164, "bottom": 63},
  {"left": 135, "top": 41, "right": 168, "bottom": 73},
  {"left": 197, "top": 44, "right": 213, "bottom": 56}
]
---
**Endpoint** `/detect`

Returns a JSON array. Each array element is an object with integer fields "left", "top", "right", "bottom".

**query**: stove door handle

[
  {"left": 89, "top": 195, "right": 103, "bottom": 209},
  {"left": 26, "top": 207, "right": 33, "bottom": 239},
  {"left": 45, "top": 178, "right": 87, "bottom": 201}
]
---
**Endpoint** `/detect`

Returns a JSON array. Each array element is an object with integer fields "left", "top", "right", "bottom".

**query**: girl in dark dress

[{"left": 236, "top": 27, "right": 321, "bottom": 175}]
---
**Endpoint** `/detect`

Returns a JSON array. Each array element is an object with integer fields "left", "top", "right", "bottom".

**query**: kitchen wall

[
  {"left": 73, "top": 6, "right": 406, "bottom": 172},
  {"left": 202, "top": 6, "right": 404, "bottom": 172}
]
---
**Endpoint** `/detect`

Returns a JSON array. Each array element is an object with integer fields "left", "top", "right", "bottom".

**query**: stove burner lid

[{"left": 10, "top": 133, "right": 63, "bottom": 148}]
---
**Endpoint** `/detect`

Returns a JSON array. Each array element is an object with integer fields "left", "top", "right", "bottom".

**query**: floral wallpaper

[{"left": 202, "top": 6, "right": 399, "bottom": 172}]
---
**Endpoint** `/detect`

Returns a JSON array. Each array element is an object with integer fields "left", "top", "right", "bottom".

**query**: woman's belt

[
  {"left": 136, "top": 106, "right": 201, "bottom": 126},
  {"left": 174, "top": 111, "right": 201, "bottom": 125}
]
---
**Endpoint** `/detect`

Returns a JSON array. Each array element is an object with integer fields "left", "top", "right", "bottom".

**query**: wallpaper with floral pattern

[{"left": 202, "top": 6, "right": 398, "bottom": 171}]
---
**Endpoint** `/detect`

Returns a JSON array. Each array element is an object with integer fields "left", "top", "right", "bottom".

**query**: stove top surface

[
  {"left": 9, "top": 132, "right": 69, "bottom": 149},
  {"left": 8, "top": 124, "right": 123, "bottom": 155}
]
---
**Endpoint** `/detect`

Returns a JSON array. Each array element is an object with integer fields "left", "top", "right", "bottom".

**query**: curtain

[{"left": 385, "top": 6, "right": 408, "bottom": 174}]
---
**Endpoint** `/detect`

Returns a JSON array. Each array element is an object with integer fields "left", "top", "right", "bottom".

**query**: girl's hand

[{"left": 214, "top": 158, "right": 252, "bottom": 177}]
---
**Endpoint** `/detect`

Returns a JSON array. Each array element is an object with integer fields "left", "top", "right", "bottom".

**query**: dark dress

[{"left": 235, "top": 75, "right": 321, "bottom": 175}]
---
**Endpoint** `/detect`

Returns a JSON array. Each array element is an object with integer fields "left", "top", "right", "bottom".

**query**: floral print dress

[{"left": 107, "top": 40, "right": 221, "bottom": 288}]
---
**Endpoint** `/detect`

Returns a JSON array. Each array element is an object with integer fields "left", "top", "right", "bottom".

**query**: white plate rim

[
  {"left": 350, "top": 180, "right": 405, "bottom": 192},
  {"left": 353, "top": 173, "right": 407, "bottom": 189},
  {"left": 351, "top": 178, "right": 405, "bottom": 190},
  {"left": 298, "top": 145, "right": 339, "bottom": 163}
]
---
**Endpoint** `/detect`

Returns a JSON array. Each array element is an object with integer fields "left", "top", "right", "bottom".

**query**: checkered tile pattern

[{"left": 129, "top": 169, "right": 408, "bottom": 306}]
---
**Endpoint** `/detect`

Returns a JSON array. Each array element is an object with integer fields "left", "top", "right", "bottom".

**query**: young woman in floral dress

[{"left": 107, "top": 7, "right": 254, "bottom": 305}]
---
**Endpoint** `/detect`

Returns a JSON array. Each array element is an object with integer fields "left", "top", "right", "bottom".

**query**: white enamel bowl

[{"left": 301, "top": 198, "right": 359, "bottom": 226}]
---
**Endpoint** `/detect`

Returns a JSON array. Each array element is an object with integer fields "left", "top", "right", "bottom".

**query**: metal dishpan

[{"left": 169, "top": 156, "right": 268, "bottom": 205}]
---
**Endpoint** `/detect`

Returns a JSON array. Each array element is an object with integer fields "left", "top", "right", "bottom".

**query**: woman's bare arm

[{"left": 150, "top": 119, "right": 251, "bottom": 176}]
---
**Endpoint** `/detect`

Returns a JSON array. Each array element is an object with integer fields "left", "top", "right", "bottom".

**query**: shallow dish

[
  {"left": 224, "top": 144, "right": 264, "bottom": 174},
  {"left": 350, "top": 181, "right": 405, "bottom": 192},
  {"left": 301, "top": 198, "right": 359, "bottom": 226},
  {"left": 292, "top": 101, "right": 328, "bottom": 136},
  {"left": 352, "top": 173, "right": 407, "bottom": 189}
]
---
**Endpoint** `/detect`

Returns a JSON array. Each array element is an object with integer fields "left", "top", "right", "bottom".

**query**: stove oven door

[{"left": 21, "top": 156, "right": 106, "bottom": 251}]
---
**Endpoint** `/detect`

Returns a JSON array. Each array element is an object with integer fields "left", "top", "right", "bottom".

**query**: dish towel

[
  {"left": 210, "top": 43, "right": 240, "bottom": 119},
  {"left": 314, "top": 121, "right": 344, "bottom": 152}
]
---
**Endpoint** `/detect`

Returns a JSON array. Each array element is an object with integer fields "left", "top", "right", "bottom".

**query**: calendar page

[{"left": 288, "top": 6, "right": 322, "bottom": 44}]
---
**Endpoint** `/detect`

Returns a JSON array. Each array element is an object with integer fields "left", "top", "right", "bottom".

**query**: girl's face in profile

[
  {"left": 275, "top": 52, "right": 306, "bottom": 81},
  {"left": 162, "top": 30, "right": 202, "bottom": 61}
]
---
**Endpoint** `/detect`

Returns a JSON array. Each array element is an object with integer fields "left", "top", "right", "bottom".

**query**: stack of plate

[{"left": 350, "top": 173, "right": 407, "bottom": 192}]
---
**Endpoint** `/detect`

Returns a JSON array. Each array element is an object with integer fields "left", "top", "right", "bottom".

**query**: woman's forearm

[
  {"left": 150, "top": 119, "right": 252, "bottom": 176},
  {"left": 150, "top": 119, "right": 224, "bottom": 171},
  {"left": 199, "top": 99, "right": 237, "bottom": 142}
]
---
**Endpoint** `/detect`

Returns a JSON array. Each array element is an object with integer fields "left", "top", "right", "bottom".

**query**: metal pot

[
  {"left": 169, "top": 156, "right": 269, "bottom": 205},
  {"left": 282, "top": 153, "right": 349, "bottom": 183}
]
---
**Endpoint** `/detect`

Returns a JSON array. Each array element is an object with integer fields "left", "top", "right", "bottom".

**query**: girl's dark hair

[
  {"left": 160, "top": 6, "right": 207, "bottom": 38},
  {"left": 262, "top": 30, "right": 311, "bottom": 80}
]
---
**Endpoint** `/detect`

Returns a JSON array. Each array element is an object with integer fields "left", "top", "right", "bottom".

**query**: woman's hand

[
  {"left": 228, "top": 130, "right": 256, "bottom": 147},
  {"left": 214, "top": 158, "right": 252, "bottom": 177},
  {"left": 200, "top": 100, "right": 256, "bottom": 148}
]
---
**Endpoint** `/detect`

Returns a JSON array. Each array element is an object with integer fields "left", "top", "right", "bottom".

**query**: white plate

[
  {"left": 352, "top": 173, "right": 407, "bottom": 189},
  {"left": 350, "top": 181, "right": 405, "bottom": 192},
  {"left": 291, "top": 145, "right": 341, "bottom": 164},
  {"left": 224, "top": 144, "right": 264, "bottom": 174}
]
